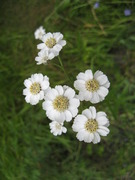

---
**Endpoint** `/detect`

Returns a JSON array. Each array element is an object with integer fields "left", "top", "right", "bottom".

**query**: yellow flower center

[
  {"left": 85, "top": 79, "right": 99, "bottom": 92},
  {"left": 85, "top": 119, "right": 98, "bottom": 133},
  {"left": 53, "top": 95, "right": 69, "bottom": 112},
  {"left": 30, "top": 82, "right": 41, "bottom": 95},
  {"left": 45, "top": 37, "right": 56, "bottom": 48}
]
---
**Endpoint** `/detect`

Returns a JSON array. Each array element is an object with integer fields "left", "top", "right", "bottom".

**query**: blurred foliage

[{"left": 0, "top": 0, "right": 135, "bottom": 179}]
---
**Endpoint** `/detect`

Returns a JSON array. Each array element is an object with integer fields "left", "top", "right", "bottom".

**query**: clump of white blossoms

[
  {"left": 42, "top": 85, "right": 80, "bottom": 123},
  {"left": 49, "top": 121, "right": 67, "bottom": 136},
  {"left": 74, "top": 70, "right": 110, "bottom": 104},
  {"left": 37, "top": 32, "right": 66, "bottom": 58},
  {"left": 23, "top": 27, "right": 111, "bottom": 142},
  {"left": 72, "top": 106, "right": 110, "bottom": 144},
  {"left": 23, "top": 73, "right": 50, "bottom": 105},
  {"left": 34, "top": 26, "right": 46, "bottom": 40},
  {"left": 34, "top": 28, "right": 66, "bottom": 65}
]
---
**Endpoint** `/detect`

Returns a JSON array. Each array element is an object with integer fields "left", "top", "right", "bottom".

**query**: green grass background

[{"left": 0, "top": 0, "right": 135, "bottom": 179}]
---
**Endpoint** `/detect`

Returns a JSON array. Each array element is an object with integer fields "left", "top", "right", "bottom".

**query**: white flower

[
  {"left": 49, "top": 121, "right": 67, "bottom": 136},
  {"left": 37, "top": 32, "right": 66, "bottom": 58},
  {"left": 34, "top": 26, "right": 45, "bottom": 40},
  {"left": 35, "top": 49, "right": 54, "bottom": 65},
  {"left": 74, "top": 70, "right": 110, "bottom": 104},
  {"left": 72, "top": 106, "right": 110, "bottom": 144},
  {"left": 23, "top": 73, "right": 50, "bottom": 105},
  {"left": 42, "top": 85, "right": 80, "bottom": 123}
]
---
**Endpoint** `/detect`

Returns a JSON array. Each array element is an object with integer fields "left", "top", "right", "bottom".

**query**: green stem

[
  {"left": 91, "top": 57, "right": 94, "bottom": 71},
  {"left": 75, "top": 142, "right": 82, "bottom": 161},
  {"left": 58, "top": 56, "right": 71, "bottom": 82}
]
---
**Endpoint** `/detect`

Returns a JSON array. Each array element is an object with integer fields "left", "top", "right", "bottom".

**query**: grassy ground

[{"left": 0, "top": 0, "right": 135, "bottom": 179}]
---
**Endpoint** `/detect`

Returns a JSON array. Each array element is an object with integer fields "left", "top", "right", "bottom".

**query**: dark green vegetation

[{"left": 0, "top": 0, "right": 135, "bottom": 179}]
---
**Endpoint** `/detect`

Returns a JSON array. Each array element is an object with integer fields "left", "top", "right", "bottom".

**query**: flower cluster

[
  {"left": 23, "top": 26, "right": 111, "bottom": 144},
  {"left": 34, "top": 26, "right": 66, "bottom": 65}
]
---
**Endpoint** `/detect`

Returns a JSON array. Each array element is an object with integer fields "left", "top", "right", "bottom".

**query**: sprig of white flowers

[
  {"left": 34, "top": 26, "right": 66, "bottom": 65},
  {"left": 23, "top": 26, "right": 111, "bottom": 144}
]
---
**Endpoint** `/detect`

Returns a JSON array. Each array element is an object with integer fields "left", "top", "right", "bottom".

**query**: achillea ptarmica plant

[{"left": 23, "top": 26, "right": 111, "bottom": 144}]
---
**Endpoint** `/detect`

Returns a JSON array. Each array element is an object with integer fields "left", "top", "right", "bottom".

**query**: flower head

[
  {"left": 35, "top": 49, "right": 54, "bottom": 65},
  {"left": 23, "top": 73, "right": 50, "bottom": 105},
  {"left": 42, "top": 85, "right": 80, "bottom": 123},
  {"left": 124, "top": 9, "right": 131, "bottom": 16},
  {"left": 72, "top": 106, "right": 110, "bottom": 144},
  {"left": 49, "top": 121, "right": 67, "bottom": 136},
  {"left": 37, "top": 32, "right": 66, "bottom": 58},
  {"left": 74, "top": 70, "right": 110, "bottom": 104},
  {"left": 94, "top": 2, "right": 99, "bottom": 9},
  {"left": 34, "top": 26, "right": 46, "bottom": 40}
]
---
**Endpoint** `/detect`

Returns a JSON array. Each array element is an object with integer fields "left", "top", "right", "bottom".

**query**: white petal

[
  {"left": 72, "top": 115, "right": 87, "bottom": 132},
  {"left": 33, "top": 73, "right": 42, "bottom": 81},
  {"left": 46, "top": 109, "right": 57, "bottom": 121},
  {"left": 41, "top": 80, "right": 49, "bottom": 90},
  {"left": 94, "top": 70, "right": 103, "bottom": 79},
  {"left": 55, "top": 85, "right": 64, "bottom": 95},
  {"left": 43, "top": 75, "right": 49, "bottom": 81},
  {"left": 98, "top": 126, "right": 110, "bottom": 134},
  {"left": 84, "top": 132, "right": 94, "bottom": 143},
  {"left": 83, "top": 91, "right": 92, "bottom": 101},
  {"left": 104, "top": 81, "right": 110, "bottom": 88},
  {"left": 62, "top": 127, "right": 67, "bottom": 133},
  {"left": 30, "top": 95, "right": 39, "bottom": 105},
  {"left": 73, "top": 114, "right": 87, "bottom": 124},
  {"left": 42, "top": 100, "right": 53, "bottom": 111},
  {"left": 97, "top": 87, "right": 109, "bottom": 97},
  {"left": 53, "top": 44, "right": 62, "bottom": 52},
  {"left": 96, "top": 75, "right": 108, "bottom": 85},
  {"left": 39, "top": 91, "right": 44, "bottom": 100},
  {"left": 53, "top": 32, "right": 62, "bottom": 41},
  {"left": 90, "top": 92, "right": 100, "bottom": 103},
  {"left": 96, "top": 112, "right": 107, "bottom": 118},
  {"left": 48, "top": 52, "right": 55, "bottom": 60},
  {"left": 37, "top": 43, "right": 45, "bottom": 49},
  {"left": 50, "top": 49, "right": 59, "bottom": 56},
  {"left": 45, "top": 89, "right": 58, "bottom": 101},
  {"left": 55, "top": 112, "right": 65, "bottom": 123},
  {"left": 76, "top": 72, "right": 89, "bottom": 81},
  {"left": 24, "top": 79, "right": 32, "bottom": 88},
  {"left": 69, "top": 98, "right": 80, "bottom": 107},
  {"left": 51, "top": 110, "right": 61, "bottom": 121},
  {"left": 97, "top": 129, "right": 108, "bottom": 136},
  {"left": 104, "top": 120, "right": 110, "bottom": 127},
  {"left": 64, "top": 88, "right": 75, "bottom": 99},
  {"left": 23, "top": 88, "right": 29, "bottom": 95},
  {"left": 65, "top": 110, "right": 72, "bottom": 122},
  {"left": 42, "top": 33, "right": 53, "bottom": 42},
  {"left": 92, "top": 132, "right": 101, "bottom": 144},
  {"left": 76, "top": 129, "right": 86, "bottom": 141},
  {"left": 96, "top": 116, "right": 108, "bottom": 126},
  {"left": 69, "top": 107, "right": 78, "bottom": 117},
  {"left": 25, "top": 95, "right": 30, "bottom": 103},
  {"left": 82, "top": 109, "right": 92, "bottom": 119},
  {"left": 59, "top": 40, "right": 66, "bottom": 46},
  {"left": 85, "top": 70, "right": 93, "bottom": 80},
  {"left": 74, "top": 80, "right": 85, "bottom": 91},
  {"left": 89, "top": 106, "right": 96, "bottom": 119}
]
